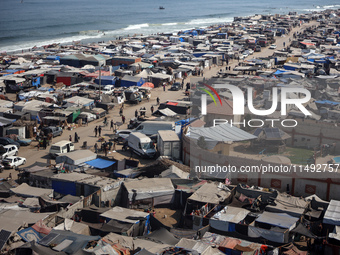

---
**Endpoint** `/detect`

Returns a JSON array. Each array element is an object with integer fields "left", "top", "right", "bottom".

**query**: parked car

[
  {"left": 0, "top": 137, "right": 20, "bottom": 149},
  {"left": 41, "top": 126, "right": 63, "bottom": 137},
  {"left": 269, "top": 44, "right": 277, "bottom": 49},
  {"left": 170, "top": 82, "right": 181, "bottom": 91},
  {"left": 255, "top": 45, "right": 261, "bottom": 52},
  {"left": 114, "top": 130, "right": 132, "bottom": 144},
  {"left": 49, "top": 140, "right": 75, "bottom": 158},
  {"left": 17, "top": 137, "right": 32, "bottom": 146},
  {"left": 0, "top": 145, "right": 18, "bottom": 160},
  {"left": 2, "top": 156, "right": 26, "bottom": 169},
  {"left": 127, "top": 132, "right": 156, "bottom": 158},
  {"left": 242, "top": 52, "right": 249, "bottom": 58}
]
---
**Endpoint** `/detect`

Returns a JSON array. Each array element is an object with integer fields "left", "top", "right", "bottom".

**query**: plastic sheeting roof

[
  {"left": 100, "top": 206, "right": 148, "bottom": 223},
  {"left": 256, "top": 211, "right": 298, "bottom": 230},
  {"left": 323, "top": 200, "right": 340, "bottom": 226},
  {"left": 210, "top": 206, "right": 249, "bottom": 223},
  {"left": 188, "top": 182, "right": 231, "bottom": 204},
  {"left": 10, "top": 183, "right": 53, "bottom": 198},
  {"left": 188, "top": 123, "right": 256, "bottom": 142},
  {"left": 85, "top": 158, "right": 116, "bottom": 169}
]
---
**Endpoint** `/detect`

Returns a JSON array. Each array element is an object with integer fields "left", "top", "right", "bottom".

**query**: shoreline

[{"left": 1, "top": 6, "right": 338, "bottom": 55}]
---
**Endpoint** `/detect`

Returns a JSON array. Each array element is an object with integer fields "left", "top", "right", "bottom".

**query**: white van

[
  {"left": 133, "top": 121, "right": 175, "bottom": 137},
  {"left": 128, "top": 132, "right": 156, "bottom": 158},
  {"left": 49, "top": 140, "right": 75, "bottom": 158}
]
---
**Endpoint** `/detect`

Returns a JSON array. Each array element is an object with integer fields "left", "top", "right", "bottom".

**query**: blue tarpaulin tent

[
  {"left": 94, "top": 76, "right": 116, "bottom": 85},
  {"left": 85, "top": 158, "right": 116, "bottom": 169},
  {"left": 274, "top": 70, "right": 288, "bottom": 75}
]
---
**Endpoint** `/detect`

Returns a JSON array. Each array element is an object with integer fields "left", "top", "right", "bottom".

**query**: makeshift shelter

[
  {"left": 10, "top": 183, "right": 53, "bottom": 198},
  {"left": 55, "top": 150, "right": 97, "bottom": 166},
  {"left": 120, "top": 178, "right": 175, "bottom": 208},
  {"left": 185, "top": 182, "right": 232, "bottom": 230},
  {"left": 266, "top": 193, "right": 308, "bottom": 218},
  {"left": 99, "top": 206, "right": 150, "bottom": 236},
  {"left": 209, "top": 206, "right": 250, "bottom": 232},
  {"left": 159, "top": 165, "right": 189, "bottom": 179},
  {"left": 176, "top": 238, "right": 225, "bottom": 255},
  {"left": 64, "top": 96, "right": 94, "bottom": 107},
  {"left": 85, "top": 158, "right": 116, "bottom": 170},
  {"left": 54, "top": 218, "right": 91, "bottom": 236},
  {"left": 187, "top": 123, "right": 256, "bottom": 150},
  {"left": 120, "top": 75, "right": 144, "bottom": 87},
  {"left": 323, "top": 200, "right": 340, "bottom": 226}
]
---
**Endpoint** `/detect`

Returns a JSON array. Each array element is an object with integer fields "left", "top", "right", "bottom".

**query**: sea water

[{"left": 1, "top": 0, "right": 339, "bottom": 52}]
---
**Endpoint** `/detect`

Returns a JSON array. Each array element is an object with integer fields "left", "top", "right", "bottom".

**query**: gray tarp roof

[
  {"left": 188, "top": 123, "right": 256, "bottom": 142},
  {"left": 323, "top": 200, "right": 340, "bottom": 226},
  {"left": 142, "top": 228, "right": 179, "bottom": 245},
  {"left": 100, "top": 206, "right": 149, "bottom": 223},
  {"left": 123, "top": 178, "right": 175, "bottom": 201},
  {"left": 55, "top": 150, "right": 97, "bottom": 165},
  {"left": 265, "top": 193, "right": 308, "bottom": 217},
  {"left": 0, "top": 210, "right": 51, "bottom": 232},
  {"left": 210, "top": 206, "right": 249, "bottom": 223},
  {"left": 10, "top": 183, "right": 53, "bottom": 198},
  {"left": 256, "top": 211, "right": 299, "bottom": 230},
  {"left": 188, "top": 182, "right": 231, "bottom": 204}
]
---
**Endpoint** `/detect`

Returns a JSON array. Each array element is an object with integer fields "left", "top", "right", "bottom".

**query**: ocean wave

[
  {"left": 124, "top": 23, "right": 149, "bottom": 30},
  {"left": 185, "top": 17, "right": 233, "bottom": 26},
  {"left": 162, "top": 22, "right": 178, "bottom": 26},
  {"left": 323, "top": 4, "right": 340, "bottom": 8}
]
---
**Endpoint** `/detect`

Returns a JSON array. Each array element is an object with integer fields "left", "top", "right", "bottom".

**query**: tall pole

[{"left": 99, "top": 65, "right": 102, "bottom": 102}]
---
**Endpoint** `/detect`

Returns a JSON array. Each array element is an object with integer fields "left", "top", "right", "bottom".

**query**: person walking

[
  {"left": 119, "top": 107, "right": 123, "bottom": 116},
  {"left": 163, "top": 84, "right": 166, "bottom": 91},
  {"left": 74, "top": 132, "right": 79, "bottom": 143},
  {"left": 135, "top": 109, "right": 138, "bottom": 118},
  {"left": 69, "top": 135, "right": 72, "bottom": 142},
  {"left": 156, "top": 97, "right": 160, "bottom": 105},
  {"left": 122, "top": 115, "right": 126, "bottom": 124},
  {"left": 43, "top": 137, "right": 47, "bottom": 150},
  {"left": 94, "top": 126, "right": 98, "bottom": 137},
  {"left": 151, "top": 105, "right": 154, "bottom": 114},
  {"left": 94, "top": 143, "right": 98, "bottom": 153},
  {"left": 98, "top": 126, "right": 102, "bottom": 137},
  {"left": 110, "top": 119, "right": 114, "bottom": 130},
  {"left": 104, "top": 143, "right": 108, "bottom": 157}
]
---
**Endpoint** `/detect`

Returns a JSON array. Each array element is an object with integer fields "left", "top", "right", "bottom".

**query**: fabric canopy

[
  {"left": 85, "top": 158, "right": 116, "bottom": 169},
  {"left": 256, "top": 211, "right": 298, "bottom": 230}
]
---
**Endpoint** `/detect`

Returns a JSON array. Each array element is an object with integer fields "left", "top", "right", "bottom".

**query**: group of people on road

[{"left": 94, "top": 126, "right": 102, "bottom": 137}]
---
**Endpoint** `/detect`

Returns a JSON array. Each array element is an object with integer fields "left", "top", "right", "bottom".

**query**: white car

[
  {"left": 0, "top": 145, "right": 18, "bottom": 160},
  {"left": 2, "top": 156, "right": 26, "bottom": 169},
  {"left": 269, "top": 44, "right": 277, "bottom": 49},
  {"left": 242, "top": 52, "right": 249, "bottom": 58}
]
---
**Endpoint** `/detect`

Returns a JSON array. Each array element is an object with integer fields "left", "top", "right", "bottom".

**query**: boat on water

[{"left": 159, "top": 6, "right": 165, "bottom": 10}]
